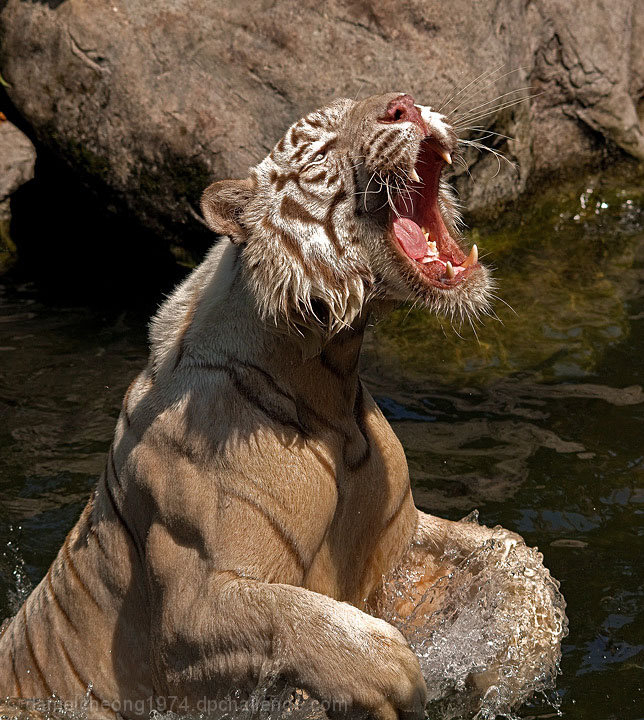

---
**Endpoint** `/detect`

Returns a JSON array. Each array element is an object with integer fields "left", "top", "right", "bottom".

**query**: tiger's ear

[{"left": 200, "top": 178, "right": 255, "bottom": 243}]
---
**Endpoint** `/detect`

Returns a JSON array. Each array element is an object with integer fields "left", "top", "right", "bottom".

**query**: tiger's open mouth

[{"left": 391, "top": 138, "right": 478, "bottom": 288}]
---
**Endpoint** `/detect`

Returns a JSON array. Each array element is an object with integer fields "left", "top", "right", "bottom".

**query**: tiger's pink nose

[{"left": 379, "top": 94, "right": 427, "bottom": 133}]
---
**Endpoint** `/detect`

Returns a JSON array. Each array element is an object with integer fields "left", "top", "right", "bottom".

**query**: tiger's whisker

[{"left": 443, "top": 66, "right": 529, "bottom": 118}]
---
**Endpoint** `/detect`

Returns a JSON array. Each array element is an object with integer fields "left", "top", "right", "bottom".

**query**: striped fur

[
  {"left": 202, "top": 94, "right": 492, "bottom": 337},
  {"left": 0, "top": 94, "right": 520, "bottom": 720}
]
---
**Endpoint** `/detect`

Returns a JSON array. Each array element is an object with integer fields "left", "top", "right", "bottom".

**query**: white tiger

[{"left": 0, "top": 93, "right": 560, "bottom": 720}]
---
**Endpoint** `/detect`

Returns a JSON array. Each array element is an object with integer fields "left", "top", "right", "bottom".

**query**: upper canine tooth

[
  {"left": 445, "top": 261, "right": 455, "bottom": 279},
  {"left": 441, "top": 150, "right": 452, "bottom": 165},
  {"left": 410, "top": 168, "right": 421, "bottom": 183},
  {"left": 463, "top": 243, "right": 478, "bottom": 268}
]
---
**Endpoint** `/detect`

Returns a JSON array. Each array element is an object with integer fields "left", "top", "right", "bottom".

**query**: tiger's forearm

[{"left": 151, "top": 573, "right": 426, "bottom": 719}]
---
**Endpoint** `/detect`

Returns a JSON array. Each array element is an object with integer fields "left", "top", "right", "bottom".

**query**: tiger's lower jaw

[
  {"left": 413, "top": 265, "right": 494, "bottom": 324},
  {"left": 375, "top": 253, "right": 494, "bottom": 324}
]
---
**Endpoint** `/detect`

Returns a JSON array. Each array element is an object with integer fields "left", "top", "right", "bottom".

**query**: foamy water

[{"left": 378, "top": 512, "right": 568, "bottom": 719}]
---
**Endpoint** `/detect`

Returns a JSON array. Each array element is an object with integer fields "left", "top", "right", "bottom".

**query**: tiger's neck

[
  {"left": 152, "top": 239, "right": 368, "bottom": 420},
  {"left": 262, "top": 318, "right": 367, "bottom": 420}
]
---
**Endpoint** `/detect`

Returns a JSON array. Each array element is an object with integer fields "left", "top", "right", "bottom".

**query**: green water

[{"left": 1, "top": 175, "right": 642, "bottom": 719}]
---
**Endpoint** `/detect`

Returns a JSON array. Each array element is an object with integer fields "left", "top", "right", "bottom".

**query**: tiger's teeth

[
  {"left": 410, "top": 168, "right": 421, "bottom": 183},
  {"left": 462, "top": 243, "right": 478, "bottom": 268},
  {"left": 445, "top": 261, "right": 455, "bottom": 279},
  {"left": 428, "top": 241, "right": 437, "bottom": 253},
  {"left": 440, "top": 150, "right": 452, "bottom": 165}
]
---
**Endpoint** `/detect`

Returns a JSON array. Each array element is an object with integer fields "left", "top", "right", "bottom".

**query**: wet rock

[
  {"left": 0, "top": 117, "right": 36, "bottom": 269},
  {"left": 0, "top": 0, "right": 642, "bottom": 248}
]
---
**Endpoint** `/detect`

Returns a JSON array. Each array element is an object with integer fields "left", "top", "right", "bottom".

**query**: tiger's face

[{"left": 201, "top": 93, "right": 491, "bottom": 333}]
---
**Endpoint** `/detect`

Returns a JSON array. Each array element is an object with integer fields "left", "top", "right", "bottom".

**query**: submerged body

[{"left": 0, "top": 93, "right": 564, "bottom": 719}]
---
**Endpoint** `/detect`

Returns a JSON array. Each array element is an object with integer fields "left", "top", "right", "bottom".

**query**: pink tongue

[{"left": 393, "top": 217, "right": 427, "bottom": 260}]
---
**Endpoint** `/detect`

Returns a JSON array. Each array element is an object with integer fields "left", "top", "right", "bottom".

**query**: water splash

[
  {"left": 0, "top": 526, "right": 33, "bottom": 616},
  {"left": 376, "top": 512, "right": 568, "bottom": 719}
]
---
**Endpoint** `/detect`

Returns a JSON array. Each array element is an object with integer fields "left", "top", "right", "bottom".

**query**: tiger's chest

[{"left": 302, "top": 389, "right": 417, "bottom": 604}]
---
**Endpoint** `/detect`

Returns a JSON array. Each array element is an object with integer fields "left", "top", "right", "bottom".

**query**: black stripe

[
  {"left": 47, "top": 568, "right": 76, "bottom": 631},
  {"left": 244, "top": 363, "right": 299, "bottom": 408},
  {"left": 229, "top": 368, "right": 308, "bottom": 437},
  {"left": 306, "top": 170, "right": 327, "bottom": 183},
  {"left": 58, "top": 637, "right": 109, "bottom": 709},
  {"left": 122, "top": 379, "right": 135, "bottom": 427},
  {"left": 290, "top": 143, "right": 310, "bottom": 164},
  {"left": 316, "top": 137, "right": 337, "bottom": 157},
  {"left": 261, "top": 215, "right": 306, "bottom": 266},
  {"left": 346, "top": 380, "right": 371, "bottom": 471},
  {"left": 223, "top": 488, "right": 307, "bottom": 573},
  {"left": 103, "top": 471, "right": 146, "bottom": 569},
  {"left": 270, "top": 169, "right": 324, "bottom": 202},
  {"left": 192, "top": 361, "right": 309, "bottom": 438},
  {"left": 62, "top": 533, "right": 101, "bottom": 608},
  {"left": 23, "top": 604, "right": 54, "bottom": 697},
  {"left": 357, "top": 489, "right": 411, "bottom": 591},
  {"left": 323, "top": 185, "right": 347, "bottom": 254},
  {"left": 305, "top": 116, "right": 325, "bottom": 129},
  {"left": 10, "top": 636, "right": 22, "bottom": 698},
  {"left": 319, "top": 345, "right": 360, "bottom": 380},
  {"left": 108, "top": 445, "right": 121, "bottom": 488}
]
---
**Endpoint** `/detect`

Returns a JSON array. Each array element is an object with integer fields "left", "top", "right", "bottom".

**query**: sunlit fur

[{"left": 214, "top": 93, "right": 493, "bottom": 336}]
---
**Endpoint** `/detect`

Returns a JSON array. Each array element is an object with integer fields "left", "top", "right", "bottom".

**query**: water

[
  {"left": 1, "top": 172, "right": 642, "bottom": 719},
  {"left": 373, "top": 516, "right": 568, "bottom": 719}
]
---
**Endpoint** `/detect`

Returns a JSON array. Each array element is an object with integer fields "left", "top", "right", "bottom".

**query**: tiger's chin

[{"left": 382, "top": 138, "right": 493, "bottom": 322}]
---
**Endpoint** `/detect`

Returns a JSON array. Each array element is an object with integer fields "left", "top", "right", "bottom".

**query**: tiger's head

[{"left": 201, "top": 93, "right": 491, "bottom": 335}]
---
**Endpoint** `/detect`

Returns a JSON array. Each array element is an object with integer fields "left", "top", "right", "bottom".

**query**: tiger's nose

[{"left": 379, "top": 94, "right": 428, "bottom": 133}]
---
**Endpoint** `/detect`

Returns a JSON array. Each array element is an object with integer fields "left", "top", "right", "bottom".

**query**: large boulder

[
  {"left": 0, "top": 0, "right": 642, "bottom": 246},
  {"left": 0, "top": 116, "right": 36, "bottom": 269},
  {"left": 0, "top": 117, "right": 36, "bottom": 207}
]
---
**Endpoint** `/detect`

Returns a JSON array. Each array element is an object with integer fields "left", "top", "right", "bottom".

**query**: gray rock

[
  {"left": 0, "top": 0, "right": 642, "bottom": 246},
  {"left": 0, "top": 118, "right": 36, "bottom": 260},
  {"left": 0, "top": 119, "right": 36, "bottom": 206}
]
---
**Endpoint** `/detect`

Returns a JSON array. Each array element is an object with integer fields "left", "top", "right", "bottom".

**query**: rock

[
  {"left": 0, "top": 0, "right": 642, "bottom": 248},
  {"left": 0, "top": 116, "right": 36, "bottom": 269},
  {"left": 0, "top": 116, "right": 36, "bottom": 210}
]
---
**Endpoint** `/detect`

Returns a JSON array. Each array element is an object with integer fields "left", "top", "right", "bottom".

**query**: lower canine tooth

[
  {"left": 410, "top": 168, "right": 421, "bottom": 183},
  {"left": 445, "top": 261, "right": 455, "bottom": 279}
]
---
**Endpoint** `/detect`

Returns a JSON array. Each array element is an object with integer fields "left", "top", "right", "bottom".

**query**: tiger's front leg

[{"left": 148, "top": 526, "right": 427, "bottom": 720}]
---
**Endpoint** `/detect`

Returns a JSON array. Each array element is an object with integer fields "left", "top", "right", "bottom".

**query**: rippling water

[{"left": 1, "top": 174, "right": 642, "bottom": 719}]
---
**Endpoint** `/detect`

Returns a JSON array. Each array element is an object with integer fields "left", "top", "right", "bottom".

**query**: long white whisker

[
  {"left": 458, "top": 127, "right": 516, "bottom": 142},
  {"left": 363, "top": 171, "right": 378, "bottom": 212},
  {"left": 454, "top": 93, "right": 542, "bottom": 127},
  {"left": 453, "top": 86, "right": 533, "bottom": 123},
  {"left": 437, "top": 64, "right": 506, "bottom": 113},
  {"left": 444, "top": 66, "right": 529, "bottom": 118},
  {"left": 459, "top": 139, "right": 516, "bottom": 169}
]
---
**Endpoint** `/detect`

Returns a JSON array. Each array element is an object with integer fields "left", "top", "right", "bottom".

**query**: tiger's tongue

[{"left": 392, "top": 217, "right": 427, "bottom": 260}]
